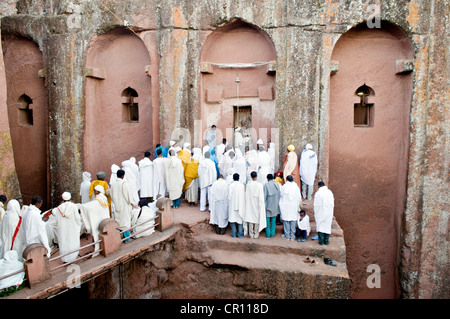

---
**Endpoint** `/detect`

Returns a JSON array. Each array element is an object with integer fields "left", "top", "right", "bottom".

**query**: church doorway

[{"left": 233, "top": 105, "right": 252, "bottom": 148}]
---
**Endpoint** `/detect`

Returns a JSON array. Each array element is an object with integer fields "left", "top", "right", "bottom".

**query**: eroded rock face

[
  {"left": 0, "top": 0, "right": 448, "bottom": 299},
  {"left": 88, "top": 222, "right": 350, "bottom": 299}
]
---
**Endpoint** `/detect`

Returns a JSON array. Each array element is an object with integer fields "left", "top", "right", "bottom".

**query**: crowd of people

[{"left": 0, "top": 127, "right": 336, "bottom": 292}]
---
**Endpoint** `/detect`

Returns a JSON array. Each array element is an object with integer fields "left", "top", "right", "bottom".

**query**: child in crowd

[{"left": 296, "top": 209, "right": 310, "bottom": 242}]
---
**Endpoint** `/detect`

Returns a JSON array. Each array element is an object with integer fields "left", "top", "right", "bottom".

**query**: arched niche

[
  {"left": 199, "top": 19, "right": 277, "bottom": 150},
  {"left": 329, "top": 21, "right": 413, "bottom": 298},
  {"left": 2, "top": 35, "right": 49, "bottom": 209},
  {"left": 84, "top": 28, "right": 153, "bottom": 179}
]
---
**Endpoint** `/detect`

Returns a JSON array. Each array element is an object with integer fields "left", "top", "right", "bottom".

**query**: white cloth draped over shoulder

[
  {"left": 314, "top": 186, "right": 335, "bottom": 234},
  {"left": 300, "top": 144, "right": 318, "bottom": 185},
  {"left": 209, "top": 179, "right": 229, "bottom": 228},
  {"left": 110, "top": 178, "right": 133, "bottom": 230},
  {"left": 257, "top": 149, "right": 271, "bottom": 185},
  {"left": 130, "top": 202, "right": 157, "bottom": 238},
  {"left": 79, "top": 193, "right": 110, "bottom": 255},
  {"left": 152, "top": 156, "right": 167, "bottom": 199},
  {"left": 80, "top": 172, "right": 92, "bottom": 204},
  {"left": 164, "top": 155, "right": 185, "bottom": 200},
  {"left": 129, "top": 157, "right": 141, "bottom": 192},
  {"left": 110, "top": 164, "right": 120, "bottom": 186},
  {"left": 0, "top": 200, "right": 25, "bottom": 259},
  {"left": 51, "top": 201, "right": 81, "bottom": 263},
  {"left": 233, "top": 149, "right": 247, "bottom": 184},
  {"left": 22, "top": 204, "right": 51, "bottom": 257},
  {"left": 138, "top": 157, "right": 154, "bottom": 198},
  {"left": 198, "top": 157, "right": 217, "bottom": 188},
  {"left": 243, "top": 180, "right": 267, "bottom": 233},
  {"left": 279, "top": 181, "right": 302, "bottom": 221},
  {"left": 122, "top": 160, "right": 140, "bottom": 206},
  {"left": 228, "top": 180, "right": 245, "bottom": 224},
  {"left": 0, "top": 250, "right": 25, "bottom": 290}
]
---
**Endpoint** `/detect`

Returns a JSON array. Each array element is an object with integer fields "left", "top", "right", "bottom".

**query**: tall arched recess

[
  {"left": 199, "top": 19, "right": 277, "bottom": 150},
  {"left": 329, "top": 22, "right": 413, "bottom": 299},
  {"left": 2, "top": 36, "right": 50, "bottom": 209},
  {"left": 84, "top": 28, "right": 153, "bottom": 180}
]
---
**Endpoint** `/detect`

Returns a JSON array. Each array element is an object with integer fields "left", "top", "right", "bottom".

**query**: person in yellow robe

[
  {"left": 89, "top": 171, "right": 112, "bottom": 217},
  {"left": 183, "top": 157, "right": 200, "bottom": 206}
]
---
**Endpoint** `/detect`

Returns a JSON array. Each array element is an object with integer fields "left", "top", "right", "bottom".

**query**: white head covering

[
  {"left": 94, "top": 185, "right": 105, "bottom": 194},
  {"left": 82, "top": 171, "right": 91, "bottom": 183},
  {"left": 257, "top": 139, "right": 263, "bottom": 145},
  {"left": 170, "top": 140, "right": 176, "bottom": 147},
  {"left": 183, "top": 142, "right": 191, "bottom": 149},
  {"left": 305, "top": 143, "right": 313, "bottom": 150},
  {"left": 6, "top": 199, "right": 21, "bottom": 217},
  {"left": 62, "top": 192, "right": 71, "bottom": 201}
]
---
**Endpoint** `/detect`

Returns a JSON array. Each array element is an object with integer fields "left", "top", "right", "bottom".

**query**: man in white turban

[
  {"left": 49, "top": 192, "right": 81, "bottom": 263},
  {"left": 299, "top": 143, "right": 318, "bottom": 200}
]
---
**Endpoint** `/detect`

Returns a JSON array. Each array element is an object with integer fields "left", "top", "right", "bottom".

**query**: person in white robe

[
  {"left": 168, "top": 140, "right": 176, "bottom": 154},
  {"left": 79, "top": 171, "right": 92, "bottom": 204},
  {"left": 279, "top": 175, "right": 302, "bottom": 241},
  {"left": 0, "top": 250, "right": 25, "bottom": 292},
  {"left": 0, "top": 199, "right": 25, "bottom": 259},
  {"left": 234, "top": 127, "right": 244, "bottom": 152},
  {"left": 233, "top": 149, "right": 247, "bottom": 184},
  {"left": 110, "top": 169, "right": 135, "bottom": 244},
  {"left": 121, "top": 160, "right": 140, "bottom": 206},
  {"left": 152, "top": 148, "right": 167, "bottom": 200},
  {"left": 164, "top": 150, "right": 185, "bottom": 208},
  {"left": 129, "top": 157, "right": 141, "bottom": 192},
  {"left": 243, "top": 171, "right": 266, "bottom": 238},
  {"left": 209, "top": 176, "right": 229, "bottom": 235},
  {"left": 205, "top": 125, "right": 217, "bottom": 148},
  {"left": 296, "top": 209, "right": 310, "bottom": 242},
  {"left": 283, "top": 144, "right": 301, "bottom": 188},
  {"left": 268, "top": 142, "right": 276, "bottom": 175},
  {"left": 215, "top": 138, "right": 227, "bottom": 163},
  {"left": 50, "top": 192, "right": 81, "bottom": 263},
  {"left": 79, "top": 185, "right": 110, "bottom": 255},
  {"left": 198, "top": 151, "right": 217, "bottom": 212},
  {"left": 228, "top": 173, "right": 245, "bottom": 238},
  {"left": 218, "top": 150, "right": 235, "bottom": 179},
  {"left": 139, "top": 151, "right": 154, "bottom": 201},
  {"left": 130, "top": 199, "right": 157, "bottom": 238},
  {"left": 257, "top": 146, "right": 271, "bottom": 185},
  {"left": 22, "top": 196, "right": 51, "bottom": 257},
  {"left": 313, "top": 181, "right": 335, "bottom": 245},
  {"left": 299, "top": 143, "right": 318, "bottom": 200},
  {"left": 246, "top": 150, "right": 259, "bottom": 183},
  {"left": 110, "top": 164, "right": 120, "bottom": 186}
]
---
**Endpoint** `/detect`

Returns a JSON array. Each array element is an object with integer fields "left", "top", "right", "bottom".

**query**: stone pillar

[
  {"left": 156, "top": 197, "right": 173, "bottom": 231},
  {"left": 22, "top": 243, "right": 51, "bottom": 288},
  {"left": 99, "top": 218, "right": 121, "bottom": 257}
]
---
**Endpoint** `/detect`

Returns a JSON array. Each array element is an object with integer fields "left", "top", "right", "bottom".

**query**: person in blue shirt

[
  {"left": 209, "top": 147, "right": 220, "bottom": 178},
  {"left": 154, "top": 143, "right": 168, "bottom": 158}
]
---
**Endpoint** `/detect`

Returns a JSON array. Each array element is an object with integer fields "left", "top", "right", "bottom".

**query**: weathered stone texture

[{"left": 0, "top": 0, "right": 448, "bottom": 298}]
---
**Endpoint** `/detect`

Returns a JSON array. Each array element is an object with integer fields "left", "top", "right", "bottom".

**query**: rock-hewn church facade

[{"left": 0, "top": 0, "right": 447, "bottom": 299}]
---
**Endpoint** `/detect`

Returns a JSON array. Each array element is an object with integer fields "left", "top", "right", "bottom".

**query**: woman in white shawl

[
  {"left": 0, "top": 199, "right": 25, "bottom": 259},
  {"left": 79, "top": 171, "right": 92, "bottom": 204},
  {"left": 0, "top": 250, "right": 25, "bottom": 293},
  {"left": 121, "top": 160, "right": 140, "bottom": 206},
  {"left": 164, "top": 150, "right": 185, "bottom": 208},
  {"left": 131, "top": 199, "right": 157, "bottom": 238},
  {"left": 110, "top": 164, "right": 120, "bottom": 185},
  {"left": 279, "top": 175, "right": 302, "bottom": 240},
  {"left": 233, "top": 149, "right": 247, "bottom": 184}
]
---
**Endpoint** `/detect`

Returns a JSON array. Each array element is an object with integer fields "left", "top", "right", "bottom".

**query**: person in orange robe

[{"left": 282, "top": 145, "right": 301, "bottom": 189}]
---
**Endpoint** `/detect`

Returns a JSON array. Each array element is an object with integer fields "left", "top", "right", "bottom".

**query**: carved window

[
  {"left": 121, "top": 87, "right": 139, "bottom": 123},
  {"left": 354, "top": 84, "right": 374, "bottom": 127},
  {"left": 17, "top": 94, "right": 33, "bottom": 126}
]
